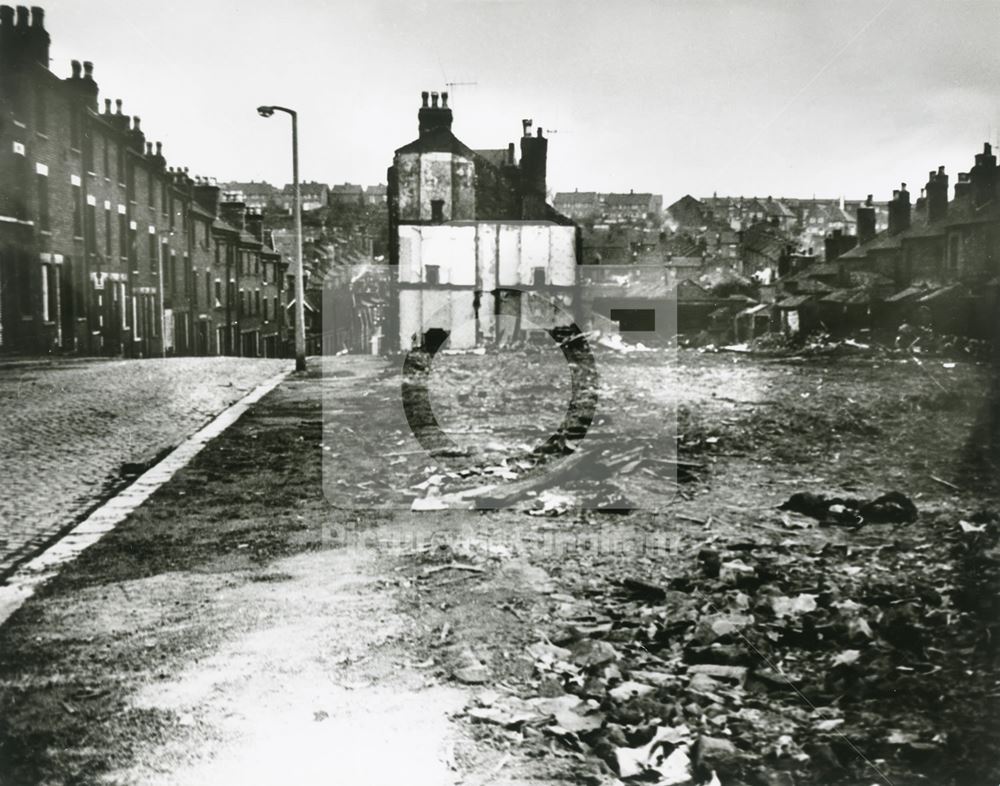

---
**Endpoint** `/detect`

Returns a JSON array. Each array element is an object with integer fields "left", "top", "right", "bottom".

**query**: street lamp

[{"left": 257, "top": 104, "right": 306, "bottom": 372}]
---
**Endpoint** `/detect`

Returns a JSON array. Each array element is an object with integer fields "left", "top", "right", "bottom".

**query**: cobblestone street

[{"left": 0, "top": 357, "right": 290, "bottom": 579}]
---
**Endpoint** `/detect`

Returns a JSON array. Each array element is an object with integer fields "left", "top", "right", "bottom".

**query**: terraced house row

[{"left": 0, "top": 6, "right": 290, "bottom": 357}]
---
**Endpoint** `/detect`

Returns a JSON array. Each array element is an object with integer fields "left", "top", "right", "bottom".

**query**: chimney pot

[
  {"left": 421, "top": 91, "right": 428, "bottom": 107},
  {"left": 29, "top": 5, "right": 41, "bottom": 27},
  {"left": 156, "top": 141, "right": 162, "bottom": 155},
  {"left": 115, "top": 98, "right": 122, "bottom": 114},
  {"left": 430, "top": 91, "right": 439, "bottom": 108},
  {"left": 938, "top": 165, "right": 945, "bottom": 175},
  {"left": 441, "top": 91, "right": 448, "bottom": 108},
  {"left": 537, "top": 127, "right": 543, "bottom": 138},
  {"left": 866, "top": 194, "right": 873, "bottom": 205},
  {"left": 0, "top": 7, "right": 14, "bottom": 27},
  {"left": 522, "top": 118, "right": 532, "bottom": 137},
  {"left": 986, "top": 142, "right": 993, "bottom": 154},
  {"left": 103, "top": 98, "right": 111, "bottom": 113},
  {"left": 132, "top": 116, "right": 141, "bottom": 131},
  {"left": 70, "top": 59, "right": 81, "bottom": 78},
  {"left": 145, "top": 142, "right": 153, "bottom": 155},
  {"left": 83, "top": 60, "right": 93, "bottom": 79},
  {"left": 14, "top": 5, "right": 27, "bottom": 26}
]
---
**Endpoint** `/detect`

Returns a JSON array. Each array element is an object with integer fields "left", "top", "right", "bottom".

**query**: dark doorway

[
  {"left": 422, "top": 327, "right": 449, "bottom": 353},
  {"left": 610, "top": 308, "right": 656, "bottom": 332}
]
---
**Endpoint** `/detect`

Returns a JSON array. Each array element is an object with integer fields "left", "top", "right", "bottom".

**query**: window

[
  {"left": 126, "top": 162, "right": 135, "bottom": 202},
  {"left": 205, "top": 272, "right": 210, "bottom": 307},
  {"left": 34, "top": 87, "right": 46, "bottom": 133},
  {"left": 255, "top": 290, "right": 261, "bottom": 315},
  {"left": 82, "top": 126, "right": 94, "bottom": 173},
  {"left": 425, "top": 264, "right": 440, "bottom": 284},
  {"left": 148, "top": 232, "right": 157, "bottom": 271},
  {"left": 69, "top": 107, "right": 80, "bottom": 149},
  {"left": 147, "top": 171, "right": 155, "bottom": 207},
  {"left": 610, "top": 308, "right": 656, "bottom": 332},
  {"left": 214, "top": 279, "right": 222, "bottom": 307},
  {"left": 36, "top": 172, "right": 49, "bottom": 231},
  {"left": 532, "top": 267, "right": 546, "bottom": 286},
  {"left": 41, "top": 264, "right": 58, "bottom": 323},
  {"left": 103, "top": 138, "right": 109, "bottom": 177},
  {"left": 72, "top": 184, "right": 82, "bottom": 237},
  {"left": 431, "top": 199, "right": 444, "bottom": 223},
  {"left": 128, "top": 224, "right": 137, "bottom": 267},
  {"left": 116, "top": 145, "right": 125, "bottom": 185},
  {"left": 118, "top": 214, "right": 128, "bottom": 259},
  {"left": 86, "top": 202, "right": 96, "bottom": 255},
  {"left": 105, "top": 206, "right": 112, "bottom": 257}
]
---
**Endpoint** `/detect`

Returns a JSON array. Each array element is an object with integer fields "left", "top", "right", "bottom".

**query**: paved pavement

[{"left": 0, "top": 357, "right": 291, "bottom": 579}]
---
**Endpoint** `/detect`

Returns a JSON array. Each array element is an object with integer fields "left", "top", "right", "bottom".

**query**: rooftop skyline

[{"left": 37, "top": 0, "right": 1000, "bottom": 205}]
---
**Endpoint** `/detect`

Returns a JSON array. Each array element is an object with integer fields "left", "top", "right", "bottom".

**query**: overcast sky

[{"left": 38, "top": 0, "right": 1000, "bottom": 204}]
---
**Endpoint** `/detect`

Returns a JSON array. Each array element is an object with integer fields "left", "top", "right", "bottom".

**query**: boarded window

[{"left": 610, "top": 308, "right": 656, "bottom": 332}]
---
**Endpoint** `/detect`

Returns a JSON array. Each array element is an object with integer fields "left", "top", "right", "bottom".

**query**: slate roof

[
  {"left": 777, "top": 295, "right": 812, "bottom": 308},
  {"left": 884, "top": 286, "right": 929, "bottom": 303},
  {"left": 820, "top": 288, "right": 869, "bottom": 305},
  {"left": 555, "top": 191, "right": 601, "bottom": 206},
  {"left": 918, "top": 284, "right": 965, "bottom": 303},
  {"left": 474, "top": 149, "right": 508, "bottom": 169},
  {"left": 395, "top": 127, "right": 477, "bottom": 157},
  {"left": 605, "top": 192, "right": 656, "bottom": 207}
]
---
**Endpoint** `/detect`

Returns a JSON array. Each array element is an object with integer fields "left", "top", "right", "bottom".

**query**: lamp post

[{"left": 257, "top": 104, "right": 306, "bottom": 372}]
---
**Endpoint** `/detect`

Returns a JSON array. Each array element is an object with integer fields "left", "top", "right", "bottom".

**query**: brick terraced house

[{"left": 0, "top": 6, "right": 289, "bottom": 357}]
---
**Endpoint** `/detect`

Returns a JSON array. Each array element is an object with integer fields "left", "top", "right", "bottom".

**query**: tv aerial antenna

[{"left": 445, "top": 81, "right": 478, "bottom": 102}]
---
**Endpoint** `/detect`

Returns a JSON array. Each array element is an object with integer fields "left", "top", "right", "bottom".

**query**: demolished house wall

[{"left": 397, "top": 222, "right": 577, "bottom": 351}]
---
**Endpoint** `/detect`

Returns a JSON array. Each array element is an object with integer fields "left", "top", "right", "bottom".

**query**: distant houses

[
  {"left": 219, "top": 180, "right": 388, "bottom": 213},
  {"left": 553, "top": 189, "right": 663, "bottom": 224}
]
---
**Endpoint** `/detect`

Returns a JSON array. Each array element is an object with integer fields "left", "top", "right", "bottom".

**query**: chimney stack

[
  {"left": 856, "top": 193, "right": 876, "bottom": 244},
  {"left": 887, "top": 183, "right": 911, "bottom": 235},
  {"left": 24, "top": 6, "right": 48, "bottom": 66},
  {"left": 127, "top": 115, "right": 145, "bottom": 151},
  {"left": 519, "top": 125, "right": 547, "bottom": 220},
  {"left": 970, "top": 142, "right": 998, "bottom": 207},
  {"left": 417, "top": 88, "right": 453, "bottom": 138},
  {"left": 194, "top": 180, "right": 222, "bottom": 217},
  {"left": 219, "top": 195, "right": 247, "bottom": 231},
  {"left": 926, "top": 165, "right": 949, "bottom": 223}
]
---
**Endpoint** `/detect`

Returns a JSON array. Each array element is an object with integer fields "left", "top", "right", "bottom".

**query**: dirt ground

[{"left": 0, "top": 349, "right": 997, "bottom": 786}]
